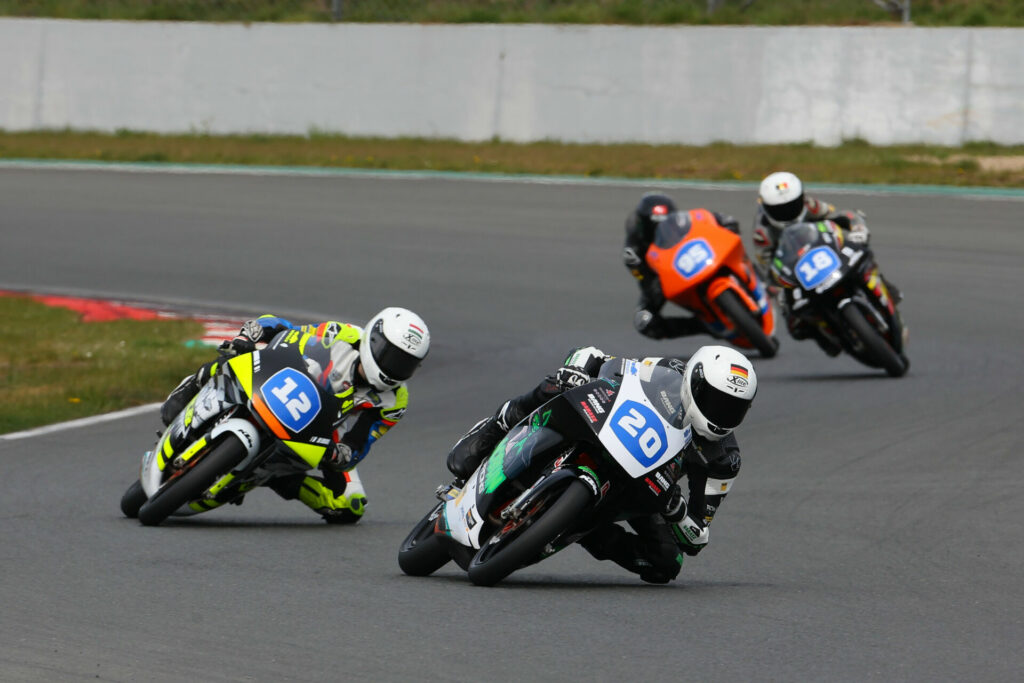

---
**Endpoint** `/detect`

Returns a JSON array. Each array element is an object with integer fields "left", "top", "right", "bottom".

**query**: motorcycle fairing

[{"left": 594, "top": 360, "right": 692, "bottom": 479}]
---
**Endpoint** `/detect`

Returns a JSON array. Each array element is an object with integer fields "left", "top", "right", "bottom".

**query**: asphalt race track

[{"left": 1, "top": 166, "right": 1022, "bottom": 682}]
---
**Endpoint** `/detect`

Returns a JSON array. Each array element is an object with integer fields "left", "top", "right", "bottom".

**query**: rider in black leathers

[{"left": 447, "top": 346, "right": 753, "bottom": 584}]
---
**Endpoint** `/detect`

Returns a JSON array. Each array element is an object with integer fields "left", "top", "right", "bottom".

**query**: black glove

[
  {"left": 554, "top": 366, "right": 590, "bottom": 391},
  {"left": 663, "top": 484, "right": 687, "bottom": 522},
  {"left": 218, "top": 336, "right": 256, "bottom": 357},
  {"left": 323, "top": 442, "right": 354, "bottom": 471}
]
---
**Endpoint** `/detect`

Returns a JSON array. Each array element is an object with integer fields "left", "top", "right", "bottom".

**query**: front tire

[
  {"left": 840, "top": 305, "right": 908, "bottom": 377},
  {"left": 137, "top": 437, "right": 247, "bottom": 526},
  {"left": 467, "top": 479, "right": 592, "bottom": 587},
  {"left": 716, "top": 289, "right": 778, "bottom": 358},
  {"left": 120, "top": 480, "right": 147, "bottom": 519},
  {"left": 398, "top": 502, "right": 451, "bottom": 577}
]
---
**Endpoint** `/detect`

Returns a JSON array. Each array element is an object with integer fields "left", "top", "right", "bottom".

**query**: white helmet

[
  {"left": 682, "top": 345, "right": 757, "bottom": 441},
  {"left": 359, "top": 307, "right": 430, "bottom": 391},
  {"left": 759, "top": 171, "right": 807, "bottom": 228}
]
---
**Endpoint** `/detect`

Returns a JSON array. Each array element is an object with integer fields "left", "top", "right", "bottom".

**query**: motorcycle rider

[
  {"left": 754, "top": 171, "right": 901, "bottom": 355},
  {"left": 447, "top": 344, "right": 756, "bottom": 584},
  {"left": 623, "top": 193, "right": 742, "bottom": 340},
  {"left": 160, "top": 307, "right": 430, "bottom": 524}
]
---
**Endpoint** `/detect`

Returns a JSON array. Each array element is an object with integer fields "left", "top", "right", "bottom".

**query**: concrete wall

[{"left": 1, "top": 18, "right": 1022, "bottom": 146}]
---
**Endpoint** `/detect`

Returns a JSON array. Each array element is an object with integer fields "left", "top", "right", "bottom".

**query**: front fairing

[
  {"left": 229, "top": 330, "right": 340, "bottom": 468},
  {"left": 772, "top": 221, "right": 863, "bottom": 296}
]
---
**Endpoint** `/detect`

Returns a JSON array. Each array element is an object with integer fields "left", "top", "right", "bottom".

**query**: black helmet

[{"left": 635, "top": 192, "right": 677, "bottom": 238}]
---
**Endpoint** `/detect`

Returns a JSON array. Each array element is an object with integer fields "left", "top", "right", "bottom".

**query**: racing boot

[
  {"left": 160, "top": 374, "right": 200, "bottom": 426},
  {"left": 580, "top": 523, "right": 683, "bottom": 585},
  {"left": 446, "top": 415, "right": 508, "bottom": 480},
  {"left": 267, "top": 471, "right": 367, "bottom": 524},
  {"left": 160, "top": 360, "right": 219, "bottom": 425}
]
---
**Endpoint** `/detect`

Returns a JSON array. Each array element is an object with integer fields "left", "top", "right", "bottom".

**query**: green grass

[
  {"left": 0, "top": 295, "right": 214, "bottom": 434},
  {"left": 1, "top": 0, "right": 1023, "bottom": 25},
  {"left": 3, "top": 130, "right": 1024, "bottom": 188}
]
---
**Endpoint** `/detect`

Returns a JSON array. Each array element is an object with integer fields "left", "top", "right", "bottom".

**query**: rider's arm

[
  {"left": 331, "top": 385, "right": 409, "bottom": 469},
  {"left": 712, "top": 211, "right": 741, "bottom": 235},
  {"left": 236, "top": 314, "right": 300, "bottom": 343},
  {"left": 671, "top": 434, "right": 741, "bottom": 555},
  {"left": 623, "top": 212, "right": 655, "bottom": 282}
]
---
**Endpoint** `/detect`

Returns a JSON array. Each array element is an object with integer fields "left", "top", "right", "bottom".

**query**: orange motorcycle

[{"left": 645, "top": 208, "right": 778, "bottom": 357}]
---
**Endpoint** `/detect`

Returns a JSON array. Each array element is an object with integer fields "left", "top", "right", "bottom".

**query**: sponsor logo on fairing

[
  {"left": 580, "top": 401, "right": 598, "bottom": 423},
  {"left": 586, "top": 395, "right": 605, "bottom": 415},
  {"left": 644, "top": 476, "right": 662, "bottom": 495}
]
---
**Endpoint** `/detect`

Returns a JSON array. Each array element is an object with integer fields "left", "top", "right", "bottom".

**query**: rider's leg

[{"left": 267, "top": 467, "right": 367, "bottom": 524}]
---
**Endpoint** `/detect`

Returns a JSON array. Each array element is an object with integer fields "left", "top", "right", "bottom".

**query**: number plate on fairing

[
  {"left": 597, "top": 371, "right": 691, "bottom": 478},
  {"left": 673, "top": 239, "right": 715, "bottom": 279},
  {"left": 261, "top": 368, "right": 321, "bottom": 433},
  {"left": 795, "top": 246, "right": 841, "bottom": 290}
]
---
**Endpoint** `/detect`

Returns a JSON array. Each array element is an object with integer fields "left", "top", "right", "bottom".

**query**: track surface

[{"left": 1, "top": 168, "right": 1022, "bottom": 681}]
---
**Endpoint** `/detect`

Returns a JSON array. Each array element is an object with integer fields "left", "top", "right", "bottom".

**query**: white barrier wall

[{"left": 1, "top": 18, "right": 1022, "bottom": 146}]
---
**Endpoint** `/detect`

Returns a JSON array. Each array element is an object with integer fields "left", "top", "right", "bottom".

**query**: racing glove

[
  {"left": 324, "top": 442, "right": 354, "bottom": 471},
  {"left": 622, "top": 246, "right": 643, "bottom": 268},
  {"left": 677, "top": 515, "right": 710, "bottom": 556},
  {"left": 663, "top": 484, "right": 687, "bottom": 523},
  {"left": 217, "top": 336, "right": 256, "bottom": 357}
]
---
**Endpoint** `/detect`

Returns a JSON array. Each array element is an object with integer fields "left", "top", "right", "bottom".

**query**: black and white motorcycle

[{"left": 399, "top": 357, "right": 696, "bottom": 586}]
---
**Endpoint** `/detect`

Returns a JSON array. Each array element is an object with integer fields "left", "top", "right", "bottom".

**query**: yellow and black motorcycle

[{"left": 120, "top": 329, "right": 341, "bottom": 526}]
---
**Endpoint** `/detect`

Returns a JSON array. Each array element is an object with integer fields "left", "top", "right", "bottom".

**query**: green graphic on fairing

[{"left": 483, "top": 409, "right": 552, "bottom": 494}]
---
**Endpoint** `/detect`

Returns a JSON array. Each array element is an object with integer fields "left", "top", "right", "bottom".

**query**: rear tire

[
  {"left": 120, "top": 480, "right": 147, "bottom": 519},
  {"left": 715, "top": 289, "right": 778, "bottom": 358},
  {"left": 467, "top": 479, "right": 592, "bottom": 587},
  {"left": 840, "top": 305, "right": 908, "bottom": 377},
  {"left": 398, "top": 502, "right": 451, "bottom": 577},
  {"left": 137, "top": 438, "right": 247, "bottom": 526}
]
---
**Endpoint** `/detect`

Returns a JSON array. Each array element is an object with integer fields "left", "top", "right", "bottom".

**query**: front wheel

[
  {"left": 715, "top": 289, "right": 778, "bottom": 358},
  {"left": 137, "top": 437, "right": 247, "bottom": 526},
  {"left": 120, "top": 480, "right": 147, "bottom": 519},
  {"left": 840, "top": 305, "right": 908, "bottom": 377},
  {"left": 398, "top": 502, "right": 451, "bottom": 577},
  {"left": 467, "top": 479, "right": 592, "bottom": 587}
]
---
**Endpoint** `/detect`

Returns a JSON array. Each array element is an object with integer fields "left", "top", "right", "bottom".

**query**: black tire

[
  {"left": 137, "top": 437, "right": 247, "bottom": 526},
  {"left": 715, "top": 289, "right": 778, "bottom": 358},
  {"left": 120, "top": 480, "right": 147, "bottom": 519},
  {"left": 840, "top": 305, "right": 908, "bottom": 377},
  {"left": 467, "top": 479, "right": 592, "bottom": 587},
  {"left": 398, "top": 502, "right": 451, "bottom": 577}
]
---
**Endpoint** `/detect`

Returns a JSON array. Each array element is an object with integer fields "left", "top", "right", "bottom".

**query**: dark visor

[
  {"left": 765, "top": 196, "right": 804, "bottom": 222},
  {"left": 691, "top": 369, "right": 751, "bottom": 430},
  {"left": 369, "top": 324, "right": 420, "bottom": 381}
]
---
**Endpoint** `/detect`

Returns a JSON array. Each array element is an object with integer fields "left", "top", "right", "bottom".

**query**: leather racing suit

[
  {"left": 446, "top": 347, "right": 741, "bottom": 584},
  {"left": 161, "top": 315, "right": 408, "bottom": 524}
]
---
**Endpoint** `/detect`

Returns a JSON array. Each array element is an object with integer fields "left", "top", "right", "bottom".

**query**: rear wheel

[
  {"left": 398, "top": 502, "right": 451, "bottom": 577},
  {"left": 137, "top": 438, "right": 247, "bottom": 526},
  {"left": 467, "top": 479, "right": 592, "bottom": 587},
  {"left": 120, "top": 480, "right": 147, "bottom": 519},
  {"left": 840, "top": 305, "right": 908, "bottom": 377},
  {"left": 715, "top": 289, "right": 778, "bottom": 358}
]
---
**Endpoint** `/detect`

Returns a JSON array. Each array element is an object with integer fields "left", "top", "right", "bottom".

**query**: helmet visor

[
  {"left": 690, "top": 369, "right": 752, "bottom": 431},
  {"left": 369, "top": 324, "right": 420, "bottom": 382},
  {"left": 764, "top": 195, "right": 805, "bottom": 224}
]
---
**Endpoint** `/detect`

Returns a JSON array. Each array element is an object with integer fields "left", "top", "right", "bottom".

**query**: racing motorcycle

[
  {"left": 645, "top": 209, "right": 778, "bottom": 357},
  {"left": 770, "top": 220, "right": 909, "bottom": 377},
  {"left": 399, "top": 358, "right": 692, "bottom": 586},
  {"left": 120, "top": 329, "right": 342, "bottom": 526}
]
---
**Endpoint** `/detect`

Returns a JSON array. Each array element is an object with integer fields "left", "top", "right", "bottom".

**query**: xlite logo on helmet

[{"left": 403, "top": 323, "right": 425, "bottom": 349}]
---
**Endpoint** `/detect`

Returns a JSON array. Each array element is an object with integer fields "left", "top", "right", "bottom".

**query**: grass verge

[
  {"left": 3, "top": 131, "right": 1024, "bottom": 187},
  {"left": 0, "top": 295, "right": 213, "bottom": 434},
  {"left": 1, "top": 0, "right": 1022, "bottom": 26}
]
